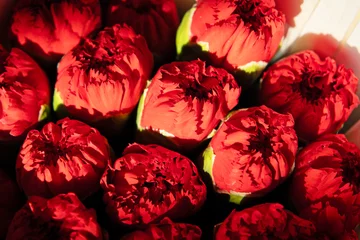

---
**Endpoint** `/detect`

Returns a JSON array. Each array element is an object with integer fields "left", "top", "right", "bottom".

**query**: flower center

[
  {"left": 341, "top": 152, "right": 360, "bottom": 193},
  {"left": 181, "top": 80, "right": 212, "bottom": 100},
  {"left": 72, "top": 42, "right": 114, "bottom": 75},
  {"left": 293, "top": 72, "right": 324, "bottom": 102},
  {"left": 234, "top": 0, "right": 267, "bottom": 32},
  {"left": 248, "top": 130, "right": 273, "bottom": 159},
  {"left": 40, "top": 141, "right": 67, "bottom": 166}
]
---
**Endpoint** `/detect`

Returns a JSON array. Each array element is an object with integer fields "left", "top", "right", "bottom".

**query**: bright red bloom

[
  {"left": 137, "top": 60, "right": 241, "bottom": 152},
  {"left": 176, "top": 0, "right": 285, "bottom": 85},
  {"left": 6, "top": 193, "right": 103, "bottom": 240},
  {"left": 54, "top": 24, "right": 153, "bottom": 135},
  {"left": 290, "top": 134, "right": 360, "bottom": 239},
  {"left": 16, "top": 118, "right": 111, "bottom": 199},
  {"left": 10, "top": 0, "right": 101, "bottom": 64},
  {"left": 0, "top": 45, "right": 50, "bottom": 141},
  {"left": 121, "top": 217, "right": 202, "bottom": 240},
  {"left": 107, "top": 0, "right": 179, "bottom": 61},
  {"left": 0, "top": 169, "right": 23, "bottom": 239},
  {"left": 202, "top": 105, "right": 297, "bottom": 204},
  {"left": 214, "top": 203, "right": 321, "bottom": 239},
  {"left": 101, "top": 143, "right": 206, "bottom": 227},
  {"left": 260, "top": 50, "right": 359, "bottom": 142}
]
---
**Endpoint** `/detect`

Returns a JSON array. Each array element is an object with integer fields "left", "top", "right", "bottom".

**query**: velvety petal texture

[
  {"left": 0, "top": 45, "right": 50, "bottom": 141},
  {"left": 107, "top": 0, "right": 179, "bottom": 60},
  {"left": 54, "top": 24, "right": 153, "bottom": 135},
  {"left": 202, "top": 105, "right": 298, "bottom": 204},
  {"left": 260, "top": 50, "right": 359, "bottom": 142},
  {"left": 137, "top": 60, "right": 240, "bottom": 152},
  {"left": 6, "top": 193, "right": 103, "bottom": 240},
  {"left": 177, "top": 0, "right": 285, "bottom": 85},
  {"left": 214, "top": 203, "right": 321, "bottom": 239},
  {"left": 16, "top": 118, "right": 111, "bottom": 199},
  {"left": 121, "top": 217, "right": 201, "bottom": 240},
  {"left": 0, "top": 169, "right": 23, "bottom": 239},
  {"left": 290, "top": 134, "right": 360, "bottom": 239},
  {"left": 101, "top": 143, "right": 206, "bottom": 228},
  {"left": 10, "top": 0, "right": 101, "bottom": 64}
]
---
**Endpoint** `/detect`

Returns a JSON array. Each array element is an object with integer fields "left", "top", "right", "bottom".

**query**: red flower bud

[
  {"left": 10, "top": 0, "right": 101, "bottom": 64},
  {"left": 0, "top": 45, "right": 50, "bottom": 141},
  {"left": 202, "top": 105, "right": 297, "bottom": 204},
  {"left": 121, "top": 217, "right": 201, "bottom": 240},
  {"left": 6, "top": 193, "right": 103, "bottom": 240},
  {"left": 214, "top": 203, "right": 321, "bottom": 239},
  {"left": 54, "top": 24, "right": 153, "bottom": 135},
  {"left": 107, "top": 0, "right": 179, "bottom": 61},
  {"left": 16, "top": 118, "right": 111, "bottom": 199},
  {"left": 176, "top": 0, "right": 285, "bottom": 85},
  {"left": 101, "top": 143, "right": 206, "bottom": 228},
  {"left": 260, "top": 50, "right": 359, "bottom": 142},
  {"left": 137, "top": 60, "right": 241, "bottom": 152},
  {"left": 290, "top": 134, "right": 360, "bottom": 239},
  {"left": 0, "top": 169, "right": 23, "bottom": 239}
]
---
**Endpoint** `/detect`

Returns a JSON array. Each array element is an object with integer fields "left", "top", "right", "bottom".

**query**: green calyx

[
  {"left": 53, "top": 89, "right": 68, "bottom": 118},
  {"left": 38, "top": 104, "right": 50, "bottom": 122},
  {"left": 136, "top": 83, "right": 149, "bottom": 131},
  {"left": 176, "top": 7, "right": 195, "bottom": 55}
]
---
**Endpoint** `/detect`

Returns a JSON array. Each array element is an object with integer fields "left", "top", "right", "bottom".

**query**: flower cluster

[{"left": 0, "top": 0, "right": 359, "bottom": 239}]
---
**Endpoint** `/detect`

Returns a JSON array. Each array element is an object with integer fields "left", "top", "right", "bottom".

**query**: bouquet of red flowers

[{"left": 0, "top": 0, "right": 359, "bottom": 239}]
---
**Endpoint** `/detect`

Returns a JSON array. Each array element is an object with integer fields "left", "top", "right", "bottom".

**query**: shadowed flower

[
  {"left": 6, "top": 193, "right": 103, "bottom": 240},
  {"left": 121, "top": 217, "right": 202, "bottom": 240},
  {"left": 54, "top": 24, "right": 153, "bottom": 135},
  {"left": 290, "top": 134, "right": 360, "bottom": 239},
  {"left": 176, "top": 0, "right": 285, "bottom": 85},
  {"left": 10, "top": 0, "right": 101, "bottom": 64},
  {"left": 202, "top": 105, "right": 297, "bottom": 204},
  {"left": 260, "top": 50, "right": 359, "bottom": 142},
  {"left": 101, "top": 143, "right": 206, "bottom": 228},
  {"left": 214, "top": 203, "right": 323, "bottom": 239},
  {"left": 137, "top": 60, "right": 240, "bottom": 152},
  {"left": 0, "top": 45, "right": 50, "bottom": 141},
  {"left": 107, "top": 0, "right": 179, "bottom": 61},
  {"left": 16, "top": 118, "right": 111, "bottom": 199},
  {"left": 0, "top": 169, "right": 23, "bottom": 239}
]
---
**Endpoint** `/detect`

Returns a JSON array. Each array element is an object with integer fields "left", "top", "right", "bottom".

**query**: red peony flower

[
  {"left": 214, "top": 203, "right": 322, "bottom": 239},
  {"left": 107, "top": 0, "right": 179, "bottom": 61},
  {"left": 176, "top": 0, "right": 285, "bottom": 85},
  {"left": 202, "top": 105, "right": 297, "bottom": 204},
  {"left": 16, "top": 118, "right": 111, "bottom": 199},
  {"left": 136, "top": 60, "right": 241, "bottom": 152},
  {"left": 101, "top": 143, "right": 206, "bottom": 228},
  {"left": 54, "top": 24, "right": 153, "bottom": 135},
  {"left": 121, "top": 217, "right": 202, "bottom": 240},
  {"left": 290, "top": 134, "right": 360, "bottom": 239},
  {"left": 6, "top": 193, "right": 103, "bottom": 240},
  {"left": 10, "top": 0, "right": 101, "bottom": 65},
  {"left": 0, "top": 45, "right": 50, "bottom": 141},
  {"left": 260, "top": 50, "right": 359, "bottom": 142},
  {"left": 0, "top": 169, "right": 23, "bottom": 239}
]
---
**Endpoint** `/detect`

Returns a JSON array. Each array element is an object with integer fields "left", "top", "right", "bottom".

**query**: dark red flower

[
  {"left": 0, "top": 45, "right": 50, "bottom": 141},
  {"left": 214, "top": 203, "right": 321, "bottom": 239},
  {"left": 6, "top": 193, "right": 103, "bottom": 240},
  {"left": 202, "top": 105, "right": 297, "bottom": 204},
  {"left": 290, "top": 134, "right": 360, "bottom": 239},
  {"left": 121, "top": 217, "right": 202, "bottom": 240},
  {"left": 0, "top": 169, "right": 23, "bottom": 239},
  {"left": 260, "top": 50, "right": 359, "bottom": 142},
  {"left": 16, "top": 118, "right": 111, "bottom": 199},
  {"left": 10, "top": 0, "right": 101, "bottom": 64},
  {"left": 107, "top": 0, "right": 179, "bottom": 61},
  {"left": 137, "top": 60, "right": 241, "bottom": 152},
  {"left": 176, "top": 0, "right": 285, "bottom": 85},
  {"left": 101, "top": 143, "right": 206, "bottom": 228},
  {"left": 54, "top": 24, "right": 153, "bottom": 135}
]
